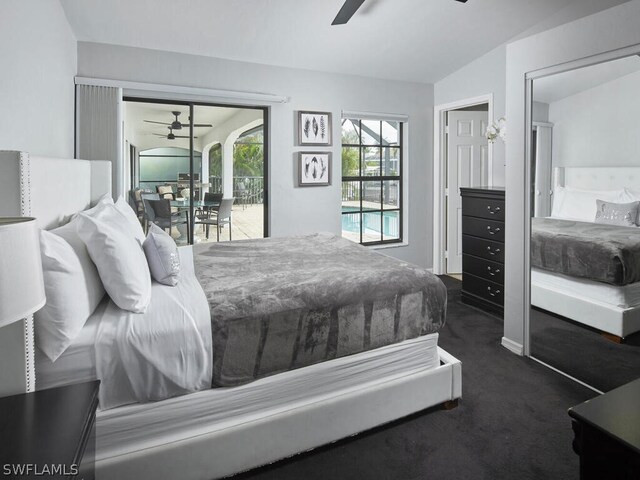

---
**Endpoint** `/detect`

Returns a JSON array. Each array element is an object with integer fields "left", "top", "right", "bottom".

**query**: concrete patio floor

[{"left": 171, "top": 203, "right": 265, "bottom": 244}]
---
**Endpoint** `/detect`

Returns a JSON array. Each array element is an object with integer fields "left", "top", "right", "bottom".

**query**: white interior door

[{"left": 446, "top": 110, "right": 489, "bottom": 274}]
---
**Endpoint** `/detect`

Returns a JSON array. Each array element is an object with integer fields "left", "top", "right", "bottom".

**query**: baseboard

[{"left": 501, "top": 337, "right": 523, "bottom": 356}]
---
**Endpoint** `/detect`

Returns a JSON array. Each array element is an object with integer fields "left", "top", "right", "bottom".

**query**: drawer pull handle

[
  {"left": 486, "top": 226, "right": 501, "bottom": 235},
  {"left": 486, "top": 246, "right": 501, "bottom": 256},
  {"left": 487, "top": 266, "right": 501, "bottom": 276},
  {"left": 487, "top": 206, "right": 501, "bottom": 215},
  {"left": 487, "top": 286, "right": 501, "bottom": 297}
]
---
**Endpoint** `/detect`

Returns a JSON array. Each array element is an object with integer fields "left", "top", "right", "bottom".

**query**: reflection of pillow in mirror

[
  {"left": 621, "top": 188, "right": 640, "bottom": 224},
  {"left": 622, "top": 187, "right": 640, "bottom": 203},
  {"left": 551, "top": 187, "right": 625, "bottom": 222},
  {"left": 594, "top": 200, "right": 639, "bottom": 227}
]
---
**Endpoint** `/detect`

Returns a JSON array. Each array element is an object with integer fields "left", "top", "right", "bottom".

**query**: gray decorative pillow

[
  {"left": 594, "top": 200, "right": 640, "bottom": 227},
  {"left": 143, "top": 223, "right": 181, "bottom": 286}
]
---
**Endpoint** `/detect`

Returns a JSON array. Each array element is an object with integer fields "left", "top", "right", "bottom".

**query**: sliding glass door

[{"left": 123, "top": 98, "right": 268, "bottom": 245}]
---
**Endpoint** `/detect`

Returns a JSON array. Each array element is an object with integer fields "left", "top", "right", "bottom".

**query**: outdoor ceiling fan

[
  {"left": 332, "top": 0, "right": 468, "bottom": 25},
  {"left": 144, "top": 111, "right": 212, "bottom": 130},
  {"left": 153, "top": 126, "right": 198, "bottom": 140}
]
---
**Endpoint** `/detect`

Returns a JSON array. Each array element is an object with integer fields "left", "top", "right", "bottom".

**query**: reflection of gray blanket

[
  {"left": 193, "top": 233, "right": 446, "bottom": 387},
  {"left": 531, "top": 217, "right": 640, "bottom": 286}
]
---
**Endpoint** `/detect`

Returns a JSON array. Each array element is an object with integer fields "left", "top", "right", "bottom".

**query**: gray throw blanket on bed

[
  {"left": 531, "top": 217, "right": 640, "bottom": 286},
  {"left": 192, "top": 233, "right": 447, "bottom": 387}
]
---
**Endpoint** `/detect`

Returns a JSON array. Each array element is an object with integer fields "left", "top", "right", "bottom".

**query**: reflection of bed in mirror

[{"left": 530, "top": 166, "right": 640, "bottom": 342}]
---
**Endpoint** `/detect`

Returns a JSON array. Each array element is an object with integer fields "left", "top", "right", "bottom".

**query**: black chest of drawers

[{"left": 460, "top": 187, "right": 505, "bottom": 317}]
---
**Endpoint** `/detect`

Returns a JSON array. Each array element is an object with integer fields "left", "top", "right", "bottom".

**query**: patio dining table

[
  {"left": 170, "top": 200, "right": 220, "bottom": 210},
  {"left": 170, "top": 200, "right": 220, "bottom": 241}
]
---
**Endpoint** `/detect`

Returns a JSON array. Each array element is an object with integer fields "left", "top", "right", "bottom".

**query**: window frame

[{"left": 341, "top": 119, "right": 404, "bottom": 246}]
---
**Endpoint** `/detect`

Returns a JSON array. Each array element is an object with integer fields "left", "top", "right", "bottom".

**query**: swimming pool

[{"left": 341, "top": 209, "right": 399, "bottom": 238}]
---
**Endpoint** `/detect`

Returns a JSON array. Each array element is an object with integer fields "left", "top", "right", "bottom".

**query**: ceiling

[
  {"left": 59, "top": 0, "right": 630, "bottom": 84},
  {"left": 533, "top": 55, "right": 640, "bottom": 104},
  {"left": 125, "top": 101, "right": 247, "bottom": 151}
]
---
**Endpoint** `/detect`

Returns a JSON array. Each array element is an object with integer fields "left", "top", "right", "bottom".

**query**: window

[{"left": 341, "top": 118, "right": 403, "bottom": 245}]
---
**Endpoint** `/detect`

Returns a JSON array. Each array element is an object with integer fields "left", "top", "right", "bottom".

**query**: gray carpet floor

[{"left": 234, "top": 276, "right": 595, "bottom": 480}]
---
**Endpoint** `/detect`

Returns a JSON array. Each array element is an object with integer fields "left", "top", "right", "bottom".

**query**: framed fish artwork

[
  {"left": 298, "top": 111, "right": 332, "bottom": 146},
  {"left": 298, "top": 152, "right": 332, "bottom": 186}
]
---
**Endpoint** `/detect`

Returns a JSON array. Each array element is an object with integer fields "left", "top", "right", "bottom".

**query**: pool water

[{"left": 342, "top": 210, "right": 399, "bottom": 238}]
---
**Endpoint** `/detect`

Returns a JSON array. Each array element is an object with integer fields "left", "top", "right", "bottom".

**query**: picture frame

[
  {"left": 298, "top": 111, "right": 332, "bottom": 146},
  {"left": 298, "top": 152, "right": 332, "bottom": 186}
]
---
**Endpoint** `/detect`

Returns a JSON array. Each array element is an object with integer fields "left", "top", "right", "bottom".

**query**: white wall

[
  {"left": 200, "top": 111, "right": 262, "bottom": 149},
  {"left": 0, "top": 0, "right": 76, "bottom": 157},
  {"left": 434, "top": 46, "right": 507, "bottom": 187},
  {"left": 505, "top": 0, "right": 640, "bottom": 352},
  {"left": 532, "top": 102, "right": 550, "bottom": 123},
  {"left": 432, "top": 0, "right": 632, "bottom": 189},
  {"left": 77, "top": 43, "right": 434, "bottom": 268},
  {"left": 549, "top": 70, "right": 640, "bottom": 167}
]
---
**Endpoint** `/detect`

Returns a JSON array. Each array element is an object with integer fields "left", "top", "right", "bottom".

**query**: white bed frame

[
  {"left": 0, "top": 151, "right": 462, "bottom": 480},
  {"left": 532, "top": 166, "right": 640, "bottom": 340}
]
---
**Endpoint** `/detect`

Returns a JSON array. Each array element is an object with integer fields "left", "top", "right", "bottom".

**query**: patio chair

[
  {"left": 197, "top": 197, "right": 234, "bottom": 242},
  {"left": 235, "top": 182, "right": 249, "bottom": 210},
  {"left": 143, "top": 198, "right": 190, "bottom": 239},
  {"left": 156, "top": 184, "right": 175, "bottom": 200},
  {"left": 129, "top": 188, "right": 145, "bottom": 223},
  {"left": 195, "top": 192, "right": 223, "bottom": 224},
  {"left": 140, "top": 193, "right": 160, "bottom": 233}
]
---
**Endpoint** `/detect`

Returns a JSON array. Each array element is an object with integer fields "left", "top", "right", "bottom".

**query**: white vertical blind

[{"left": 76, "top": 85, "right": 123, "bottom": 197}]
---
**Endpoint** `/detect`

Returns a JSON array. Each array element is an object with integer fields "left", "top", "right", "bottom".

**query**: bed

[
  {"left": 0, "top": 151, "right": 462, "bottom": 480},
  {"left": 530, "top": 166, "right": 640, "bottom": 342}
]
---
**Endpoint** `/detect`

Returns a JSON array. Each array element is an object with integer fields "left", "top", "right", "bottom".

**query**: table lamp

[{"left": 0, "top": 217, "right": 45, "bottom": 397}]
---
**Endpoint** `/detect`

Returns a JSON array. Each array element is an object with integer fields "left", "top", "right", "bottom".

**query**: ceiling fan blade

[
  {"left": 182, "top": 124, "right": 213, "bottom": 128},
  {"left": 144, "top": 120, "right": 171, "bottom": 125},
  {"left": 332, "top": 0, "right": 365, "bottom": 25},
  {"left": 454, "top": 0, "right": 468, "bottom": 2},
  {"left": 174, "top": 135, "right": 198, "bottom": 138}
]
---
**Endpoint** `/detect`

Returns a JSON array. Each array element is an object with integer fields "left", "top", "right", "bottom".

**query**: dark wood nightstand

[
  {"left": 569, "top": 378, "right": 640, "bottom": 480},
  {"left": 0, "top": 380, "right": 99, "bottom": 479}
]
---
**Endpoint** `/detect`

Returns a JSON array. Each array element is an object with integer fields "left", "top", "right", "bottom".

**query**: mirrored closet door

[{"left": 528, "top": 53, "right": 640, "bottom": 392}]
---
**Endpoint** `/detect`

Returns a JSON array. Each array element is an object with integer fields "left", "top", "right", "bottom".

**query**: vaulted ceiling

[{"left": 60, "top": 0, "right": 630, "bottom": 83}]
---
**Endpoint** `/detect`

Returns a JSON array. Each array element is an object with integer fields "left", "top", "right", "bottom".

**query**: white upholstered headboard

[
  {"left": 0, "top": 151, "right": 112, "bottom": 230},
  {"left": 554, "top": 166, "right": 640, "bottom": 191},
  {"left": 0, "top": 152, "right": 111, "bottom": 397}
]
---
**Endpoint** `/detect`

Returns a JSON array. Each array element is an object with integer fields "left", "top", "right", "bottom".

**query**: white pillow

[
  {"left": 76, "top": 203, "right": 152, "bottom": 313},
  {"left": 50, "top": 216, "right": 106, "bottom": 310},
  {"left": 143, "top": 223, "right": 181, "bottom": 286},
  {"left": 551, "top": 187, "right": 625, "bottom": 222},
  {"left": 623, "top": 187, "right": 640, "bottom": 201},
  {"left": 35, "top": 229, "right": 106, "bottom": 362},
  {"left": 82, "top": 193, "right": 114, "bottom": 217},
  {"left": 114, "top": 196, "right": 145, "bottom": 245},
  {"left": 620, "top": 188, "right": 640, "bottom": 225}
]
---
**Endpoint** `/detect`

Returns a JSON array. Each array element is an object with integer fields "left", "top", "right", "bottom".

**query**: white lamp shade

[{"left": 0, "top": 218, "right": 45, "bottom": 327}]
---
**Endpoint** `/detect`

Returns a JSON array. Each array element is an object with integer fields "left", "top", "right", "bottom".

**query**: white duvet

[{"left": 96, "top": 247, "right": 212, "bottom": 410}]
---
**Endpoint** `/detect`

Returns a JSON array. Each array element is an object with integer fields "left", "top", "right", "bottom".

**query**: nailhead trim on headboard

[
  {"left": 18, "top": 151, "right": 31, "bottom": 217},
  {"left": 24, "top": 316, "right": 35, "bottom": 393},
  {"left": 18, "top": 151, "right": 35, "bottom": 392}
]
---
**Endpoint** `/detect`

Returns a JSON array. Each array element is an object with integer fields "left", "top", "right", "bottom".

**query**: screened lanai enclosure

[{"left": 124, "top": 100, "right": 267, "bottom": 244}]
